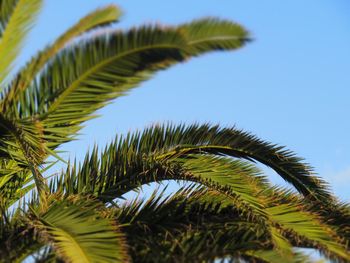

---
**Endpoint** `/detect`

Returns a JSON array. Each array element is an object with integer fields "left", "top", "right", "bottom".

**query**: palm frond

[
  {"left": 49, "top": 143, "right": 268, "bottom": 223},
  {"left": 30, "top": 196, "right": 129, "bottom": 262},
  {"left": 0, "top": 4, "right": 122, "bottom": 112},
  {"left": 0, "top": 0, "right": 42, "bottom": 89},
  {"left": 145, "top": 123, "right": 331, "bottom": 200},
  {"left": 47, "top": 123, "right": 331, "bottom": 202}
]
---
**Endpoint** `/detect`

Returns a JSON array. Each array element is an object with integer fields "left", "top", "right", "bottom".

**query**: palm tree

[{"left": 0, "top": 1, "right": 349, "bottom": 262}]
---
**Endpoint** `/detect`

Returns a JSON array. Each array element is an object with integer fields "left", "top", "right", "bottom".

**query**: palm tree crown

[{"left": 0, "top": 1, "right": 349, "bottom": 262}]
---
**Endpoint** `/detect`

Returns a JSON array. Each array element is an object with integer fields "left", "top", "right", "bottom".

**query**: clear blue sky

[{"left": 18, "top": 0, "right": 350, "bottom": 200}]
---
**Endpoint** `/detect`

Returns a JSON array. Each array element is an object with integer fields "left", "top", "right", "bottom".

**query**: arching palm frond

[{"left": 54, "top": 123, "right": 330, "bottom": 201}]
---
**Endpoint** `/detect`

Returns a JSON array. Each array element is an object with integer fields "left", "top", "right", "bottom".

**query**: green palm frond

[
  {"left": 8, "top": 19, "right": 248, "bottom": 151},
  {"left": 48, "top": 140, "right": 268, "bottom": 217},
  {"left": 0, "top": 4, "right": 122, "bottom": 112},
  {"left": 30, "top": 196, "right": 129, "bottom": 262},
  {"left": 54, "top": 123, "right": 330, "bottom": 201},
  {"left": 0, "top": 0, "right": 42, "bottom": 89}
]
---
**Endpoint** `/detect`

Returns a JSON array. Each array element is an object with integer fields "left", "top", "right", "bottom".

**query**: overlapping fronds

[
  {"left": 114, "top": 187, "right": 324, "bottom": 262},
  {"left": 29, "top": 196, "right": 129, "bottom": 262},
  {"left": 0, "top": 115, "right": 50, "bottom": 203},
  {"left": 115, "top": 187, "right": 268, "bottom": 262},
  {"left": 0, "top": 4, "right": 122, "bottom": 113},
  {"left": 1, "top": 18, "right": 249, "bottom": 153},
  {"left": 47, "top": 123, "right": 350, "bottom": 261},
  {"left": 0, "top": 215, "right": 42, "bottom": 262},
  {"left": 0, "top": 17, "right": 249, "bottom": 198},
  {"left": 1, "top": 1, "right": 349, "bottom": 262},
  {"left": 0, "top": 4, "right": 122, "bottom": 186},
  {"left": 0, "top": 0, "right": 42, "bottom": 88},
  {"left": 52, "top": 123, "right": 331, "bottom": 201}
]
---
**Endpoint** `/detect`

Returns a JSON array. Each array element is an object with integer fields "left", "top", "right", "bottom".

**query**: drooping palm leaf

[
  {"left": 9, "top": 19, "right": 248, "bottom": 151},
  {"left": 54, "top": 123, "right": 330, "bottom": 201}
]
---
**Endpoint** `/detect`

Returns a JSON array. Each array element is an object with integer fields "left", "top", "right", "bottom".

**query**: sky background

[{"left": 17, "top": 0, "right": 350, "bottom": 201}]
